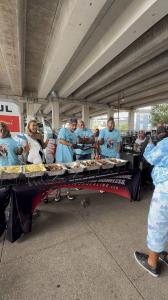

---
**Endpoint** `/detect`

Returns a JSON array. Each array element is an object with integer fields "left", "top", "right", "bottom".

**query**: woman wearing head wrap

[
  {"left": 0, "top": 122, "right": 23, "bottom": 166},
  {"left": 25, "top": 120, "right": 48, "bottom": 164}
]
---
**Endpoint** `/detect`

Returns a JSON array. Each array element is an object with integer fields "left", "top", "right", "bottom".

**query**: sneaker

[
  {"left": 100, "top": 190, "right": 105, "bottom": 194},
  {"left": 134, "top": 251, "right": 159, "bottom": 277},
  {"left": 54, "top": 190, "right": 61, "bottom": 202},
  {"left": 54, "top": 196, "right": 61, "bottom": 202},
  {"left": 44, "top": 197, "right": 49, "bottom": 204},
  {"left": 66, "top": 193, "right": 74, "bottom": 200},
  {"left": 159, "top": 251, "right": 168, "bottom": 266}
]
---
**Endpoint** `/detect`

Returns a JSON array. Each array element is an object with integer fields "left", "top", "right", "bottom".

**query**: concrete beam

[
  {"left": 60, "top": 103, "right": 75, "bottom": 114},
  {"left": 43, "top": 103, "right": 52, "bottom": 115},
  {"left": 90, "top": 51, "right": 168, "bottom": 105},
  {"left": 38, "top": 0, "right": 107, "bottom": 98},
  {"left": 98, "top": 71, "right": 168, "bottom": 104},
  {"left": 63, "top": 104, "right": 110, "bottom": 120},
  {"left": 75, "top": 14, "right": 168, "bottom": 99},
  {"left": 0, "top": 0, "right": 26, "bottom": 95},
  {"left": 59, "top": 0, "right": 168, "bottom": 97},
  {"left": 53, "top": 96, "right": 111, "bottom": 109},
  {"left": 133, "top": 97, "right": 168, "bottom": 109},
  {"left": 124, "top": 92, "right": 168, "bottom": 109},
  {"left": 42, "top": 96, "right": 110, "bottom": 116},
  {"left": 112, "top": 82, "right": 168, "bottom": 106},
  {"left": 89, "top": 108, "right": 108, "bottom": 118},
  {"left": 42, "top": 99, "right": 72, "bottom": 116},
  {"left": 43, "top": 101, "right": 78, "bottom": 116},
  {"left": 33, "top": 103, "right": 42, "bottom": 115},
  {"left": 63, "top": 105, "right": 81, "bottom": 117}
]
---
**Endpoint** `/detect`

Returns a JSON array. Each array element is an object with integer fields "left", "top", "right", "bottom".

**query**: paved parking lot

[{"left": 0, "top": 187, "right": 168, "bottom": 300}]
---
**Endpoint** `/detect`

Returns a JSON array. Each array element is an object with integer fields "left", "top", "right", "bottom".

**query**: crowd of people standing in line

[
  {"left": 0, "top": 116, "right": 121, "bottom": 202},
  {"left": 0, "top": 116, "right": 121, "bottom": 167}
]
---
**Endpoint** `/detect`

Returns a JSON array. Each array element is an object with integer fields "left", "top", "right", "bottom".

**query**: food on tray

[
  {"left": 4, "top": 166, "right": 21, "bottom": 173},
  {"left": 24, "top": 164, "right": 46, "bottom": 173},
  {"left": 66, "top": 162, "right": 81, "bottom": 169},
  {"left": 108, "top": 158, "right": 127, "bottom": 165},
  {"left": 65, "top": 162, "right": 84, "bottom": 173},
  {"left": 108, "top": 158, "right": 118, "bottom": 163},
  {"left": 97, "top": 159, "right": 111, "bottom": 166},
  {"left": 82, "top": 160, "right": 98, "bottom": 167},
  {"left": 73, "top": 162, "right": 81, "bottom": 168},
  {"left": 46, "top": 164, "right": 63, "bottom": 171},
  {"left": 0, "top": 167, "right": 5, "bottom": 173}
]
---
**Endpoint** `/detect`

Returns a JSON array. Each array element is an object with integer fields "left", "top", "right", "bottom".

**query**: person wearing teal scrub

[
  {"left": 98, "top": 117, "right": 121, "bottom": 158},
  {"left": 56, "top": 118, "right": 78, "bottom": 163},
  {"left": 55, "top": 117, "right": 78, "bottom": 202},
  {"left": 0, "top": 122, "right": 23, "bottom": 166},
  {"left": 75, "top": 120, "right": 94, "bottom": 160}
]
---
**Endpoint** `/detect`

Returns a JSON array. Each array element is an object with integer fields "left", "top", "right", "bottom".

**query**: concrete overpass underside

[{"left": 0, "top": 0, "right": 168, "bottom": 126}]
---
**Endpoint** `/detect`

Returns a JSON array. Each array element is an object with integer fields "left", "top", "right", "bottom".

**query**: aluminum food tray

[
  {"left": 24, "top": 171, "right": 45, "bottom": 178},
  {"left": 81, "top": 160, "right": 102, "bottom": 171},
  {"left": 23, "top": 164, "right": 46, "bottom": 177},
  {"left": 0, "top": 172, "right": 20, "bottom": 180},
  {"left": 96, "top": 159, "right": 114, "bottom": 170},
  {"left": 0, "top": 166, "right": 22, "bottom": 180},
  {"left": 65, "top": 162, "right": 85, "bottom": 174},
  {"left": 108, "top": 158, "right": 128, "bottom": 167},
  {"left": 45, "top": 164, "right": 67, "bottom": 176}
]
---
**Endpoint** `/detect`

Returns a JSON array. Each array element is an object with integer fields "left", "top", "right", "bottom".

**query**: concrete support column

[
  {"left": 107, "top": 108, "right": 115, "bottom": 119},
  {"left": 128, "top": 109, "right": 135, "bottom": 131},
  {"left": 82, "top": 104, "right": 89, "bottom": 127},
  {"left": 27, "top": 101, "right": 35, "bottom": 120},
  {"left": 20, "top": 113, "right": 25, "bottom": 132},
  {"left": 51, "top": 100, "right": 60, "bottom": 130},
  {"left": 19, "top": 102, "right": 24, "bottom": 132}
]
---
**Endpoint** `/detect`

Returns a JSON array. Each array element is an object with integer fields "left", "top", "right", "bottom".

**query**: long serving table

[{"left": 0, "top": 165, "right": 141, "bottom": 243}]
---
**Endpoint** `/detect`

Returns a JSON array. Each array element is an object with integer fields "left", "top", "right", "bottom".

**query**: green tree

[{"left": 150, "top": 104, "right": 168, "bottom": 126}]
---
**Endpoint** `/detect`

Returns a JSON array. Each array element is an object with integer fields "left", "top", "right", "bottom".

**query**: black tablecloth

[
  {"left": 0, "top": 186, "right": 10, "bottom": 235},
  {"left": 0, "top": 168, "right": 141, "bottom": 242},
  {"left": 6, "top": 186, "right": 38, "bottom": 242}
]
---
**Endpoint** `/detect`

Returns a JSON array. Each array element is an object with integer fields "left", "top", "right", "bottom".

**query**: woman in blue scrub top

[
  {"left": 0, "top": 122, "right": 23, "bottom": 166},
  {"left": 98, "top": 117, "right": 121, "bottom": 158},
  {"left": 75, "top": 120, "right": 94, "bottom": 160}
]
